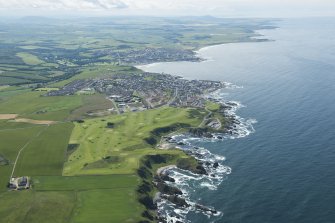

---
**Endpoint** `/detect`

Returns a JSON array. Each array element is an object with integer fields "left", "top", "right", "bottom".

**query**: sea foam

[{"left": 157, "top": 88, "right": 256, "bottom": 222}]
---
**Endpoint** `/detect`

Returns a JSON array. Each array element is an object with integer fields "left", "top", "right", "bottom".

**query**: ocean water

[{"left": 140, "top": 18, "right": 335, "bottom": 223}]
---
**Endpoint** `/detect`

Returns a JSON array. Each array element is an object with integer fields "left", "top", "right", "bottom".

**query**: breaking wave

[{"left": 157, "top": 88, "right": 256, "bottom": 223}]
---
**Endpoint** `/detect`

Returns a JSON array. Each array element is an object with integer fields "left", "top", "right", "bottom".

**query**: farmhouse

[{"left": 8, "top": 176, "right": 31, "bottom": 190}]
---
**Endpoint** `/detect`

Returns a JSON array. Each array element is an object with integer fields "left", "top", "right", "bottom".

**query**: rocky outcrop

[
  {"left": 155, "top": 182, "right": 183, "bottom": 196},
  {"left": 188, "top": 127, "right": 214, "bottom": 138},
  {"left": 161, "top": 194, "right": 189, "bottom": 208},
  {"left": 176, "top": 157, "right": 208, "bottom": 175}
]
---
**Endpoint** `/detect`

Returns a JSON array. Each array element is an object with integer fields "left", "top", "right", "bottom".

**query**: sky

[{"left": 0, "top": 0, "right": 334, "bottom": 18}]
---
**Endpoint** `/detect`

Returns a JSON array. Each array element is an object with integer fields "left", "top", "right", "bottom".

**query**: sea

[{"left": 138, "top": 18, "right": 335, "bottom": 223}]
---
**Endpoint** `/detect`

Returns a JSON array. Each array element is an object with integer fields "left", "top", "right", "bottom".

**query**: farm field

[
  {"left": 0, "top": 190, "right": 76, "bottom": 223},
  {"left": 13, "top": 122, "right": 74, "bottom": 176},
  {"left": 72, "top": 188, "right": 142, "bottom": 223},
  {"left": 33, "top": 175, "right": 139, "bottom": 191},
  {"left": 0, "top": 121, "right": 73, "bottom": 188},
  {"left": 0, "top": 88, "right": 116, "bottom": 122},
  {"left": 16, "top": 52, "right": 45, "bottom": 66},
  {"left": 0, "top": 175, "right": 145, "bottom": 223},
  {"left": 0, "top": 122, "right": 45, "bottom": 191},
  {"left": 0, "top": 91, "right": 82, "bottom": 121}
]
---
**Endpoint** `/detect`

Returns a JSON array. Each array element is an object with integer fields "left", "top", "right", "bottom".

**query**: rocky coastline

[
  {"left": 154, "top": 159, "right": 219, "bottom": 223},
  {"left": 150, "top": 98, "right": 247, "bottom": 222},
  {"left": 135, "top": 85, "right": 252, "bottom": 223}
]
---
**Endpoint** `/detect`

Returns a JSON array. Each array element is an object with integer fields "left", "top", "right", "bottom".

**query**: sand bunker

[
  {"left": 0, "top": 114, "right": 18, "bottom": 120},
  {"left": 14, "top": 118, "right": 56, "bottom": 125}
]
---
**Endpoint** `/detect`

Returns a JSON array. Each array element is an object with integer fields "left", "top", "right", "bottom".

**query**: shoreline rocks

[{"left": 154, "top": 158, "right": 219, "bottom": 222}]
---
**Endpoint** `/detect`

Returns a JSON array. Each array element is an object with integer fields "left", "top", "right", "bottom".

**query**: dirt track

[
  {"left": 14, "top": 118, "right": 56, "bottom": 125},
  {"left": 0, "top": 114, "right": 18, "bottom": 120}
]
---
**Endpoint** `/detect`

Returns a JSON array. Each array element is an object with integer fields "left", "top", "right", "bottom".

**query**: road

[{"left": 199, "top": 107, "right": 212, "bottom": 127}]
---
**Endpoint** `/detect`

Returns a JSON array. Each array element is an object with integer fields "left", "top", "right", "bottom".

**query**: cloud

[
  {"left": 0, "top": 0, "right": 334, "bottom": 17},
  {"left": 121, "top": 0, "right": 335, "bottom": 17},
  {"left": 0, "top": 0, "right": 128, "bottom": 11}
]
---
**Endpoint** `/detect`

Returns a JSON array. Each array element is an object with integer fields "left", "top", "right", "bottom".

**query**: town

[
  {"left": 94, "top": 47, "right": 201, "bottom": 65},
  {"left": 46, "top": 72, "right": 226, "bottom": 113}
]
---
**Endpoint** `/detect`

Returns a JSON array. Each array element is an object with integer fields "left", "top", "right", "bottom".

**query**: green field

[
  {"left": 16, "top": 52, "right": 44, "bottom": 65},
  {"left": 73, "top": 188, "right": 142, "bottom": 223},
  {"left": 35, "top": 175, "right": 143, "bottom": 223},
  {"left": 51, "top": 65, "right": 141, "bottom": 87},
  {"left": 0, "top": 122, "right": 44, "bottom": 191},
  {"left": 0, "top": 191, "right": 76, "bottom": 223},
  {"left": 68, "top": 94, "right": 113, "bottom": 120},
  {"left": 14, "top": 122, "right": 74, "bottom": 176},
  {"left": 35, "top": 87, "right": 59, "bottom": 92},
  {"left": 33, "top": 175, "right": 139, "bottom": 191},
  {"left": 0, "top": 175, "right": 145, "bottom": 223},
  {"left": 0, "top": 91, "right": 82, "bottom": 121}
]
